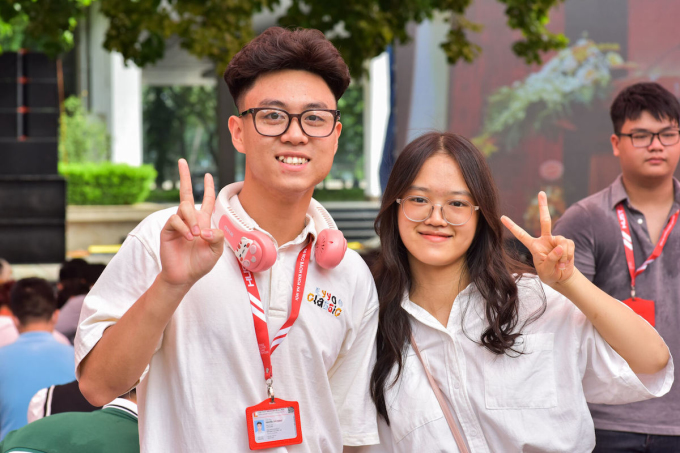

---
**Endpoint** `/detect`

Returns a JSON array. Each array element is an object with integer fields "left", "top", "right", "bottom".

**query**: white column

[
  {"left": 363, "top": 52, "right": 390, "bottom": 199},
  {"left": 110, "top": 54, "right": 142, "bottom": 165},
  {"left": 88, "top": 4, "right": 143, "bottom": 166}
]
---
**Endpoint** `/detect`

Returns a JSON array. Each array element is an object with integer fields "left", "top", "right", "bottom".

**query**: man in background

[
  {"left": 27, "top": 380, "right": 100, "bottom": 423},
  {"left": 554, "top": 82, "right": 680, "bottom": 452},
  {"left": 0, "top": 278, "right": 75, "bottom": 439}
]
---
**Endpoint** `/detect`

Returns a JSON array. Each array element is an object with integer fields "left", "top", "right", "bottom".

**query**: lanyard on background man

[
  {"left": 238, "top": 239, "right": 312, "bottom": 450},
  {"left": 615, "top": 203, "right": 679, "bottom": 326}
]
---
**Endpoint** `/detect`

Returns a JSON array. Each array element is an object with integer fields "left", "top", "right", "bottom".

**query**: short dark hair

[
  {"left": 610, "top": 82, "right": 680, "bottom": 134},
  {"left": 59, "top": 258, "right": 89, "bottom": 282},
  {"left": 10, "top": 277, "right": 57, "bottom": 325},
  {"left": 0, "top": 280, "right": 15, "bottom": 309},
  {"left": 223, "top": 27, "right": 351, "bottom": 109},
  {"left": 57, "top": 259, "right": 90, "bottom": 309}
]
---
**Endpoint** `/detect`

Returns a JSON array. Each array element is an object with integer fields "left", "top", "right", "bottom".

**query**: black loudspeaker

[
  {"left": 0, "top": 177, "right": 66, "bottom": 264},
  {"left": 0, "top": 141, "right": 59, "bottom": 175},
  {"left": 0, "top": 51, "right": 65, "bottom": 264}
]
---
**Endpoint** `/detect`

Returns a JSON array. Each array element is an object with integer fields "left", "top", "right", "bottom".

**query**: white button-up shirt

[{"left": 360, "top": 275, "right": 673, "bottom": 453}]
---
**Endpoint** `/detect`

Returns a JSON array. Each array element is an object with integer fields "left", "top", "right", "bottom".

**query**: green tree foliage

[
  {"left": 143, "top": 86, "right": 218, "bottom": 185},
  {"left": 0, "top": 0, "right": 93, "bottom": 54},
  {"left": 2, "top": 0, "right": 566, "bottom": 77},
  {"left": 332, "top": 83, "right": 364, "bottom": 181},
  {"left": 59, "top": 95, "right": 110, "bottom": 163}
]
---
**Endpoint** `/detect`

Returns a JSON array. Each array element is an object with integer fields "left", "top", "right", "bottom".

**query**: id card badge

[
  {"left": 246, "top": 398, "right": 303, "bottom": 450},
  {"left": 621, "top": 298, "right": 655, "bottom": 326}
]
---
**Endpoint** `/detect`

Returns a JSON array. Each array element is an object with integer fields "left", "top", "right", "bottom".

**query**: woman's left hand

[{"left": 501, "top": 191, "right": 575, "bottom": 287}]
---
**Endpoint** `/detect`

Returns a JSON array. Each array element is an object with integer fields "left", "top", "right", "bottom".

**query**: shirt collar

[
  {"left": 103, "top": 398, "right": 138, "bottom": 419},
  {"left": 609, "top": 175, "right": 680, "bottom": 211},
  {"left": 609, "top": 174, "right": 629, "bottom": 210},
  {"left": 228, "top": 193, "right": 317, "bottom": 249}
]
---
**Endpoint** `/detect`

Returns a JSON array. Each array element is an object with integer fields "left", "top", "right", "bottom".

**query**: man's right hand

[{"left": 159, "top": 159, "right": 225, "bottom": 287}]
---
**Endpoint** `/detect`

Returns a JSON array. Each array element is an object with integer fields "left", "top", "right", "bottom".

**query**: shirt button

[
  {"left": 470, "top": 428, "right": 477, "bottom": 436},
  {"left": 453, "top": 381, "right": 460, "bottom": 390},
  {"left": 637, "top": 218, "right": 643, "bottom": 224}
]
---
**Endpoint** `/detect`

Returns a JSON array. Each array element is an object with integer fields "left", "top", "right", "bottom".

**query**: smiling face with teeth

[{"left": 229, "top": 69, "right": 342, "bottom": 200}]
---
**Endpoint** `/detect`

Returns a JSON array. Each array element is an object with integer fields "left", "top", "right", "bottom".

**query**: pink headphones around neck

[{"left": 213, "top": 182, "right": 347, "bottom": 273}]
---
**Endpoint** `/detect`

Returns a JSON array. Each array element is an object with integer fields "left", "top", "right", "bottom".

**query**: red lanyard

[
  {"left": 616, "top": 203, "right": 679, "bottom": 298},
  {"left": 238, "top": 239, "right": 312, "bottom": 394}
]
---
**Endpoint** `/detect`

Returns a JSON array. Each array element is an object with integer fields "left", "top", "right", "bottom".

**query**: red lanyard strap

[
  {"left": 238, "top": 240, "right": 313, "bottom": 384},
  {"left": 616, "top": 203, "right": 679, "bottom": 297}
]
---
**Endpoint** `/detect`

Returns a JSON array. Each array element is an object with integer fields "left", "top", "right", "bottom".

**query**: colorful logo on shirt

[{"left": 307, "top": 287, "right": 343, "bottom": 317}]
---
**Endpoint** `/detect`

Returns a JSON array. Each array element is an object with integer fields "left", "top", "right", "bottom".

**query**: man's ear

[
  {"left": 611, "top": 133, "right": 621, "bottom": 157},
  {"left": 50, "top": 309, "right": 59, "bottom": 327},
  {"left": 229, "top": 115, "right": 247, "bottom": 155}
]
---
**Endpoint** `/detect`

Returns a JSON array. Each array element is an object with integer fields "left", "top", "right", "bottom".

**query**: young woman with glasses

[{"left": 361, "top": 132, "right": 672, "bottom": 452}]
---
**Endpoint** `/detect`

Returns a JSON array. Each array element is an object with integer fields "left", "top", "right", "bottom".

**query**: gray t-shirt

[{"left": 554, "top": 174, "right": 680, "bottom": 435}]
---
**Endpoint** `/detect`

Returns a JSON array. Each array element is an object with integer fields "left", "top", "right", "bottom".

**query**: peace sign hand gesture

[
  {"left": 159, "top": 159, "right": 225, "bottom": 288},
  {"left": 501, "top": 191, "right": 575, "bottom": 287}
]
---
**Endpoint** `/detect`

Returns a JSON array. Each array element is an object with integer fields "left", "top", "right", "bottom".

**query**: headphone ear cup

[
  {"left": 218, "top": 215, "right": 277, "bottom": 272},
  {"left": 315, "top": 229, "right": 347, "bottom": 269},
  {"left": 246, "top": 234, "right": 278, "bottom": 273}
]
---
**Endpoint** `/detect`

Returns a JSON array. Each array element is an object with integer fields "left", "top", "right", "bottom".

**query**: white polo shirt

[
  {"left": 361, "top": 275, "right": 673, "bottom": 453},
  {"left": 75, "top": 195, "right": 379, "bottom": 452}
]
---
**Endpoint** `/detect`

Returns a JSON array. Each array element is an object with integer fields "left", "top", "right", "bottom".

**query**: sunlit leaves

[
  {"left": 0, "top": 0, "right": 91, "bottom": 55},
  {"left": 1, "top": 0, "right": 567, "bottom": 77}
]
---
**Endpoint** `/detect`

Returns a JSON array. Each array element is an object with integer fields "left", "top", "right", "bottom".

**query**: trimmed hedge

[{"left": 59, "top": 162, "right": 157, "bottom": 205}]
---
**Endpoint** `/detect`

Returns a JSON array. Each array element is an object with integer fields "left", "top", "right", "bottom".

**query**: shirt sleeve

[
  {"left": 27, "top": 387, "right": 48, "bottom": 423},
  {"left": 74, "top": 211, "right": 167, "bottom": 385},
  {"left": 553, "top": 204, "right": 596, "bottom": 281},
  {"left": 328, "top": 257, "right": 380, "bottom": 447},
  {"left": 346, "top": 416, "right": 393, "bottom": 452},
  {"left": 573, "top": 302, "right": 674, "bottom": 404}
]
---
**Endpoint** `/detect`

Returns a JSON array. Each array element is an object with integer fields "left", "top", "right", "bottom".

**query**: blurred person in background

[
  {"left": 0, "top": 259, "right": 11, "bottom": 284},
  {"left": 0, "top": 278, "right": 75, "bottom": 440},
  {"left": 54, "top": 259, "right": 93, "bottom": 343},
  {"left": 0, "top": 389, "right": 138, "bottom": 453},
  {"left": 0, "top": 280, "right": 16, "bottom": 346},
  {"left": 554, "top": 82, "right": 680, "bottom": 452},
  {"left": 0, "top": 273, "right": 69, "bottom": 349},
  {"left": 27, "top": 380, "right": 101, "bottom": 423}
]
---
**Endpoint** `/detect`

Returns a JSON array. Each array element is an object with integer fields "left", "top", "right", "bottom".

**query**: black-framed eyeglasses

[
  {"left": 396, "top": 196, "right": 480, "bottom": 226},
  {"left": 238, "top": 107, "right": 341, "bottom": 138},
  {"left": 618, "top": 129, "right": 680, "bottom": 148}
]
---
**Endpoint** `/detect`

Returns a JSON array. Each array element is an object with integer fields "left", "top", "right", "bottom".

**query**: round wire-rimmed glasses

[
  {"left": 618, "top": 129, "right": 680, "bottom": 148},
  {"left": 396, "top": 196, "right": 480, "bottom": 226},
  {"left": 238, "top": 107, "right": 341, "bottom": 137}
]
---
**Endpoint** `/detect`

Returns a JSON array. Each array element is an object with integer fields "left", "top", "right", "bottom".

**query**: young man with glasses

[
  {"left": 75, "top": 27, "right": 379, "bottom": 451},
  {"left": 554, "top": 82, "right": 680, "bottom": 452}
]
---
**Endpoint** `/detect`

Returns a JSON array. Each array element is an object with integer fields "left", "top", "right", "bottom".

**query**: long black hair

[{"left": 370, "top": 132, "right": 543, "bottom": 424}]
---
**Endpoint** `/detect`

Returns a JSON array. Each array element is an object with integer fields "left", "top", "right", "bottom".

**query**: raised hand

[
  {"left": 159, "top": 159, "right": 224, "bottom": 287},
  {"left": 500, "top": 191, "right": 575, "bottom": 287}
]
